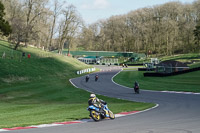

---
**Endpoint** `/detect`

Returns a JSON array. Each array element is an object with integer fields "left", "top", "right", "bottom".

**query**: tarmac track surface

[{"left": 9, "top": 67, "right": 200, "bottom": 133}]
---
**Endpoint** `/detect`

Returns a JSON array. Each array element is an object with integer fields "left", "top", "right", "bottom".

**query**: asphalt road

[{"left": 10, "top": 67, "right": 200, "bottom": 133}]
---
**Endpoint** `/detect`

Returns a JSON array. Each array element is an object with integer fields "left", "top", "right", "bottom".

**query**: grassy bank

[
  {"left": 0, "top": 41, "right": 154, "bottom": 128},
  {"left": 113, "top": 70, "right": 200, "bottom": 93}
]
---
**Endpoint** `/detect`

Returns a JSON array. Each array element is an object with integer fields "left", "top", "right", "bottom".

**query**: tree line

[
  {"left": 78, "top": 0, "right": 200, "bottom": 56},
  {"left": 0, "top": 0, "right": 82, "bottom": 54},
  {"left": 0, "top": 0, "right": 200, "bottom": 56}
]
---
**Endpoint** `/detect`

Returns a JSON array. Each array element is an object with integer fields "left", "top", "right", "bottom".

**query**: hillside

[
  {"left": 0, "top": 40, "right": 154, "bottom": 128},
  {"left": 0, "top": 40, "right": 91, "bottom": 103}
]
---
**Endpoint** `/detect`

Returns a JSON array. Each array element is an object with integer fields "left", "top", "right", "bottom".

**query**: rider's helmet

[{"left": 90, "top": 94, "right": 96, "bottom": 98}]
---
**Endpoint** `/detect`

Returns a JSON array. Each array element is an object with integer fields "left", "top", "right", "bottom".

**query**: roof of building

[{"left": 84, "top": 56, "right": 101, "bottom": 59}]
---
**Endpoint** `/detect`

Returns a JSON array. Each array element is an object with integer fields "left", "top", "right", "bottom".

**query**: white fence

[{"left": 76, "top": 68, "right": 96, "bottom": 75}]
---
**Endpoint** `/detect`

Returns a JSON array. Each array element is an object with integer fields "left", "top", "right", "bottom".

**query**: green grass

[
  {"left": 122, "top": 66, "right": 144, "bottom": 71},
  {"left": 0, "top": 40, "right": 154, "bottom": 128},
  {"left": 114, "top": 70, "right": 200, "bottom": 93},
  {"left": 189, "top": 62, "right": 200, "bottom": 68},
  {"left": 160, "top": 53, "right": 200, "bottom": 61},
  {"left": 122, "top": 68, "right": 138, "bottom": 71}
]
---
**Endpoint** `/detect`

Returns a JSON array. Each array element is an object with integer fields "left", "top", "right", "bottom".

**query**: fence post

[{"left": 76, "top": 71, "right": 79, "bottom": 75}]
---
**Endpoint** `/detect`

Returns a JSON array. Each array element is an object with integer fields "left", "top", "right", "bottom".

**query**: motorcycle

[
  {"left": 87, "top": 103, "right": 115, "bottom": 121},
  {"left": 134, "top": 85, "right": 140, "bottom": 94},
  {"left": 86, "top": 76, "right": 89, "bottom": 82},
  {"left": 95, "top": 75, "right": 98, "bottom": 81}
]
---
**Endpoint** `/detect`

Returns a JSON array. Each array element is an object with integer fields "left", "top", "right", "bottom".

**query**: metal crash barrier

[{"left": 77, "top": 68, "right": 96, "bottom": 75}]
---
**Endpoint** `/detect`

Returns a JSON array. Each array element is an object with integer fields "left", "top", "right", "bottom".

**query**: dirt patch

[{"left": 1, "top": 76, "right": 29, "bottom": 84}]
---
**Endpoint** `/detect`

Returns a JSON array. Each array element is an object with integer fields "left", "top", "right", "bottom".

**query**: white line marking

[
  {"left": 0, "top": 129, "right": 8, "bottom": 132},
  {"left": 30, "top": 124, "right": 61, "bottom": 128},
  {"left": 69, "top": 79, "right": 79, "bottom": 89},
  {"left": 161, "top": 91, "right": 200, "bottom": 95},
  {"left": 115, "top": 104, "right": 159, "bottom": 118},
  {"left": 115, "top": 114, "right": 125, "bottom": 117}
]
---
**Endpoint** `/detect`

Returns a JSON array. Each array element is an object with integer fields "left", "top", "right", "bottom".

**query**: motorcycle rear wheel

[
  {"left": 109, "top": 111, "right": 115, "bottom": 119},
  {"left": 90, "top": 110, "right": 101, "bottom": 121},
  {"left": 134, "top": 88, "right": 140, "bottom": 94}
]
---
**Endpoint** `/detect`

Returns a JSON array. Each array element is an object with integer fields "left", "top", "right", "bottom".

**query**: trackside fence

[{"left": 76, "top": 68, "right": 96, "bottom": 75}]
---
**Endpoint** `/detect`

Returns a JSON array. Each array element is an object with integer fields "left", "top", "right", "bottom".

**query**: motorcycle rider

[
  {"left": 134, "top": 81, "right": 140, "bottom": 94},
  {"left": 86, "top": 75, "right": 90, "bottom": 82},
  {"left": 95, "top": 74, "right": 99, "bottom": 81},
  {"left": 88, "top": 94, "right": 104, "bottom": 106},
  {"left": 88, "top": 94, "right": 108, "bottom": 116}
]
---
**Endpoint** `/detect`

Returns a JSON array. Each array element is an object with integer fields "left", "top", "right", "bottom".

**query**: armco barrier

[
  {"left": 77, "top": 68, "right": 96, "bottom": 75},
  {"left": 144, "top": 67, "right": 200, "bottom": 77}
]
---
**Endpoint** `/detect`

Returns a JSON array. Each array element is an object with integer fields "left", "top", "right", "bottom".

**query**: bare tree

[
  {"left": 78, "top": 1, "right": 199, "bottom": 55},
  {"left": 22, "top": 0, "right": 49, "bottom": 47},
  {"left": 57, "top": 4, "right": 81, "bottom": 54},
  {"left": 48, "top": 0, "right": 64, "bottom": 50}
]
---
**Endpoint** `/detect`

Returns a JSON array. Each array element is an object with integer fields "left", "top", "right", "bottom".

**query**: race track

[{"left": 8, "top": 66, "right": 200, "bottom": 133}]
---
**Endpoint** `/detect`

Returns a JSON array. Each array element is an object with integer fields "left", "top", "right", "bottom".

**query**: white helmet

[{"left": 90, "top": 94, "right": 96, "bottom": 98}]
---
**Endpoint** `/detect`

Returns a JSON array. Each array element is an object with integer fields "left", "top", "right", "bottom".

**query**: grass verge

[{"left": 113, "top": 70, "right": 200, "bottom": 93}]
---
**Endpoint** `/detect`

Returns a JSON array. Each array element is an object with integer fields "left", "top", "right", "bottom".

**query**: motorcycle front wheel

[
  {"left": 90, "top": 110, "right": 101, "bottom": 121},
  {"left": 109, "top": 111, "right": 115, "bottom": 119}
]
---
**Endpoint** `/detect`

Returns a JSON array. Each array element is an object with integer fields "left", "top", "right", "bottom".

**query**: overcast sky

[{"left": 60, "top": 0, "right": 196, "bottom": 25}]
